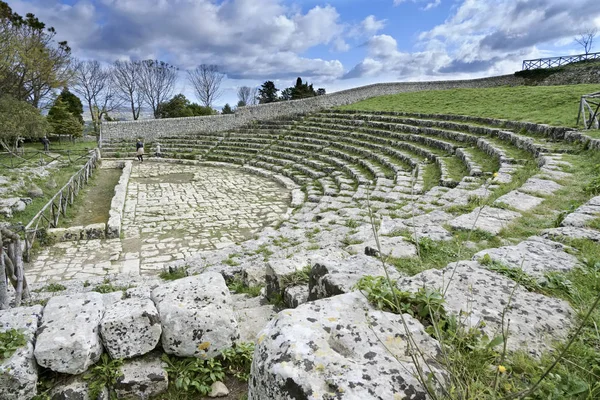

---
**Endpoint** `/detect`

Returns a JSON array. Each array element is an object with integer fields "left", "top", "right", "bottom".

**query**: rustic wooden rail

[
  {"left": 577, "top": 92, "right": 600, "bottom": 130},
  {"left": 23, "top": 149, "right": 100, "bottom": 261},
  {"left": 522, "top": 52, "right": 600, "bottom": 70}
]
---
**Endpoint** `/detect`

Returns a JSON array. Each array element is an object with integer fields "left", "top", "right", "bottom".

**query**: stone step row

[{"left": 316, "top": 111, "right": 562, "bottom": 155}]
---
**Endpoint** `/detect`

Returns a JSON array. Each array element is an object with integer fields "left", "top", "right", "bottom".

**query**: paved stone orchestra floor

[{"left": 25, "top": 163, "right": 291, "bottom": 283}]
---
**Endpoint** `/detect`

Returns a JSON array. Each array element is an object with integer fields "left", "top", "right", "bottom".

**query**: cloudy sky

[{"left": 6, "top": 0, "right": 600, "bottom": 109}]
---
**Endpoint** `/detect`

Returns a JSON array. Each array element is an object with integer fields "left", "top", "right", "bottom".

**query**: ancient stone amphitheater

[{"left": 2, "top": 74, "right": 600, "bottom": 399}]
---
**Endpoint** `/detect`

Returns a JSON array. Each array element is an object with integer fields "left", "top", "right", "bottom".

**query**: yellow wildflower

[
  {"left": 498, "top": 365, "right": 507, "bottom": 373},
  {"left": 493, "top": 172, "right": 499, "bottom": 179}
]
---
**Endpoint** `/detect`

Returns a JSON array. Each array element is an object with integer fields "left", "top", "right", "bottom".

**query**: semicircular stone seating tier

[{"left": 8, "top": 109, "right": 592, "bottom": 399}]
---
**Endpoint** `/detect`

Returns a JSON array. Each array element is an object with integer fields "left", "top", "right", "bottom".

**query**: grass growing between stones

[
  {"left": 443, "top": 157, "right": 469, "bottom": 182},
  {"left": 227, "top": 278, "right": 263, "bottom": 297},
  {"left": 0, "top": 328, "right": 27, "bottom": 362},
  {"left": 339, "top": 84, "right": 600, "bottom": 127},
  {"left": 359, "top": 147, "right": 600, "bottom": 399},
  {"left": 160, "top": 265, "right": 189, "bottom": 281},
  {"left": 159, "top": 343, "right": 254, "bottom": 400},
  {"left": 422, "top": 163, "right": 442, "bottom": 192}
]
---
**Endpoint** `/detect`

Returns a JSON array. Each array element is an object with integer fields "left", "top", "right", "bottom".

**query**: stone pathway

[{"left": 25, "top": 163, "right": 291, "bottom": 283}]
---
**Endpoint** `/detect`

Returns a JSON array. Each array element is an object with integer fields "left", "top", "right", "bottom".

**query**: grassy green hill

[{"left": 340, "top": 84, "right": 599, "bottom": 127}]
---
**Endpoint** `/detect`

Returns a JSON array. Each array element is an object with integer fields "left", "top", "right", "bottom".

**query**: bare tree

[
  {"left": 138, "top": 60, "right": 178, "bottom": 119},
  {"left": 113, "top": 60, "right": 144, "bottom": 120},
  {"left": 575, "top": 28, "right": 597, "bottom": 55},
  {"left": 250, "top": 87, "right": 259, "bottom": 106},
  {"left": 72, "top": 60, "right": 121, "bottom": 132},
  {"left": 188, "top": 64, "right": 225, "bottom": 108},
  {"left": 237, "top": 86, "right": 252, "bottom": 107}
]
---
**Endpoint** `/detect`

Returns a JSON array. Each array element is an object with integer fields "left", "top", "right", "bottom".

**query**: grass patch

[
  {"left": 0, "top": 328, "right": 27, "bottom": 362},
  {"left": 227, "top": 278, "right": 263, "bottom": 297},
  {"left": 339, "top": 84, "right": 599, "bottom": 127},
  {"left": 422, "top": 162, "right": 442, "bottom": 192},
  {"left": 443, "top": 156, "right": 469, "bottom": 182},
  {"left": 33, "top": 282, "right": 66, "bottom": 293},
  {"left": 92, "top": 278, "right": 133, "bottom": 294},
  {"left": 389, "top": 237, "right": 483, "bottom": 276},
  {"left": 160, "top": 265, "right": 189, "bottom": 281}
]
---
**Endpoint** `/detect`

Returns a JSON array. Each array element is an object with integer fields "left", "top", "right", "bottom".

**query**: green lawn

[{"left": 340, "top": 84, "right": 600, "bottom": 127}]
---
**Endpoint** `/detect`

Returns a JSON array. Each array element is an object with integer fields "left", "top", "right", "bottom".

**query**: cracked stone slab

[
  {"left": 0, "top": 305, "right": 43, "bottom": 400},
  {"left": 309, "top": 253, "right": 401, "bottom": 301},
  {"left": 34, "top": 292, "right": 105, "bottom": 374},
  {"left": 249, "top": 292, "right": 446, "bottom": 400},
  {"left": 232, "top": 294, "right": 277, "bottom": 343},
  {"left": 347, "top": 236, "right": 418, "bottom": 259},
  {"left": 151, "top": 273, "right": 239, "bottom": 358},
  {"left": 494, "top": 190, "right": 544, "bottom": 212},
  {"left": 114, "top": 353, "right": 168, "bottom": 399},
  {"left": 520, "top": 177, "right": 563, "bottom": 196},
  {"left": 473, "top": 236, "right": 580, "bottom": 278},
  {"left": 561, "top": 195, "right": 600, "bottom": 227},
  {"left": 448, "top": 207, "right": 521, "bottom": 235},
  {"left": 399, "top": 261, "right": 574, "bottom": 357},
  {"left": 542, "top": 227, "right": 600, "bottom": 242},
  {"left": 99, "top": 297, "right": 162, "bottom": 359}
]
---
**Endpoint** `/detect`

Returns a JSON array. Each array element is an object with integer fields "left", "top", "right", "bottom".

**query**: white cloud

[
  {"left": 423, "top": 0, "right": 441, "bottom": 11},
  {"left": 361, "top": 15, "right": 386, "bottom": 34},
  {"left": 350, "top": 0, "right": 600, "bottom": 81},
  {"left": 7, "top": 0, "right": 348, "bottom": 82},
  {"left": 394, "top": 0, "right": 441, "bottom": 10}
]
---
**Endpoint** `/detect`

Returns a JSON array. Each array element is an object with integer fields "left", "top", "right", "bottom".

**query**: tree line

[{"left": 0, "top": 1, "right": 327, "bottom": 152}]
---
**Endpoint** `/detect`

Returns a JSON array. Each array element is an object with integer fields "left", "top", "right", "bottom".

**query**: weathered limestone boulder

[
  {"left": 209, "top": 381, "right": 229, "bottom": 397},
  {"left": 543, "top": 227, "right": 600, "bottom": 242},
  {"left": 34, "top": 292, "right": 105, "bottom": 374},
  {"left": 265, "top": 249, "right": 345, "bottom": 300},
  {"left": 114, "top": 353, "right": 168, "bottom": 399},
  {"left": 474, "top": 236, "right": 580, "bottom": 278},
  {"left": 378, "top": 216, "right": 406, "bottom": 236},
  {"left": 151, "top": 273, "right": 239, "bottom": 358},
  {"left": 560, "top": 196, "right": 600, "bottom": 227},
  {"left": 0, "top": 305, "right": 43, "bottom": 400},
  {"left": 240, "top": 260, "right": 267, "bottom": 287},
  {"left": 309, "top": 254, "right": 401, "bottom": 301},
  {"left": 99, "top": 297, "right": 161, "bottom": 359},
  {"left": 494, "top": 190, "right": 544, "bottom": 212},
  {"left": 362, "top": 236, "right": 418, "bottom": 259},
  {"left": 48, "top": 375, "right": 109, "bottom": 400},
  {"left": 232, "top": 294, "right": 277, "bottom": 343},
  {"left": 27, "top": 184, "right": 44, "bottom": 198},
  {"left": 249, "top": 292, "right": 446, "bottom": 399},
  {"left": 283, "top": 285, "right": 309, "bottom": 308},
  {"left": 448, "top": 206, "right": 521, "bottom": 235},
  {"left": 399, "top": 261, "right": 574, "bottom": 356}
]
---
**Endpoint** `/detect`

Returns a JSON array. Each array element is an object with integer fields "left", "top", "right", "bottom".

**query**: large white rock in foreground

[
  {"left": 0, "top": 305, "right": 43, "bottom": 400},
  {"left": 34, "top": 293, "right": 105, "bottom": 374},
  {"left": 99, "top": 296, "right": 162, "bottom": 359},
  {"left": 249, "top": 292, "right": 446, "bottom": 400},
  {"left": 151, "top": 273, "right": 239, "bottom": 358}
]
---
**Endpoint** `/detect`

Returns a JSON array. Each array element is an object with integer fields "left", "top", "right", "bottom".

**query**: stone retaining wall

[
  {"left": 100, "top": 74, "right": 524, "bottom": 142},
  {"left": 107, "top": 161, "right": 133, "bottom": 239}
]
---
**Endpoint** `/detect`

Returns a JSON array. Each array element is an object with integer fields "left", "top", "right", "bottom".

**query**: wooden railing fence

[
  {"left": 522, "top": 52, "right": 600, "bottom": 70},
  {"left": 23, "top": 150, "right": 100, "bottom": 261},
  {"left": 577, "top": 92, "right": 600, "bottom": 130}
]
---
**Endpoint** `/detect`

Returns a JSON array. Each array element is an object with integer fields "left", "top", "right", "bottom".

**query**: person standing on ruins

[
  {"left": 136, "top": 138, "right": 144, "bottom": 162},
  {"left": 41, "top": 136, "right": 50, "bottom": 152}
]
